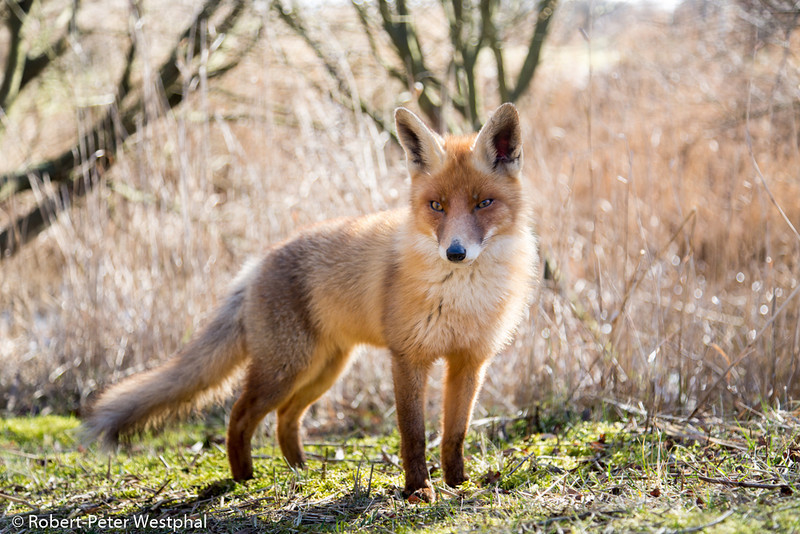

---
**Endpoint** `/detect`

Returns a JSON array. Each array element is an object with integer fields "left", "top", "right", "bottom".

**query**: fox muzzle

[{"left": 445, "top": 241, "right": 467, "bottom": 263}]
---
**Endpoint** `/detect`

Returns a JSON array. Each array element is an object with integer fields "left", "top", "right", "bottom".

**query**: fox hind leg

[
  {"left": 277, "top": 345, "right": 350, "bottom": 468},
  {"left": 227, "top": 371, "right": 295, "bottom": 481}
]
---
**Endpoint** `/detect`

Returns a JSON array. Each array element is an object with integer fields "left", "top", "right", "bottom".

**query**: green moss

[{"left": 0, "top": 415, "right": 80, "bottom": 449}]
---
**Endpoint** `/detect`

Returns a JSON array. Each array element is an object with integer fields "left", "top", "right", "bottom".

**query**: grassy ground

[
  {"left": 2, "top": 411, "right": 800, "bottom": 533},
  {"left": 3, "top": 0, "right": 800, "bottom": 423}
]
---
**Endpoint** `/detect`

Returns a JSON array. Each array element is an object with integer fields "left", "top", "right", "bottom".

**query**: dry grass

[{"left": 1, "top": 1, "right": 799, "bottom": 434}]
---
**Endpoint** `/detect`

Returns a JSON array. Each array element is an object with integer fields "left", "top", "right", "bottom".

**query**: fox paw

[{"left": 403, "top": 483, "right": 436, "bottom": 503}]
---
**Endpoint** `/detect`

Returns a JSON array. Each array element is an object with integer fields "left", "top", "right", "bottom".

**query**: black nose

[{"left": 446, "top": 242, "right": 467, "bottom": 262}]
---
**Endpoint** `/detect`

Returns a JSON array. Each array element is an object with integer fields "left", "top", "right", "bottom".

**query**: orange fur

[{"left": 82, "top": 103, "right": 539, "bottom": 503}]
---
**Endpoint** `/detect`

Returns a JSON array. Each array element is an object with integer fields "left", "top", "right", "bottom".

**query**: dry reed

[{"left": 1, "top": 2, "right": 799, "bottom": 432}]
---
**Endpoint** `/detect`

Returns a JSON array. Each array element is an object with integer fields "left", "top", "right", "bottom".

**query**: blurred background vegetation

[{"left": 1, "top": 0, "right": 799, "bottom": 434}]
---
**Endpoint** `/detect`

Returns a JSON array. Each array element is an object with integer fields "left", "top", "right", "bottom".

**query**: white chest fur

[{"left": 397, "top": 230, "right": 537, "bottom": 358}]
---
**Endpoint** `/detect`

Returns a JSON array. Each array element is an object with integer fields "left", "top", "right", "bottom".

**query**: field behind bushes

[{"left": 1, "top": 0, "right": 800, "bottom": 432}]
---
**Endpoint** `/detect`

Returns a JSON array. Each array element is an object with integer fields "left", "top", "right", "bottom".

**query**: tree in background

[
  {"left": 735, "top": 0, "right": 800, "bottom": 42},
  {"left": 273, "top": 0, "right": 558, "bottom": 131}
]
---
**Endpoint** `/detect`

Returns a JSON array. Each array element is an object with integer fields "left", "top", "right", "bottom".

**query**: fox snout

[
  {"left": 435, "top": 210, "right": 487, "bottom": 264},
  {"left": 439, "top": 236, "right": 482, "bottom": 264},
  {"left": 445, "top": 240, "right": 467, "bottom": 262}
]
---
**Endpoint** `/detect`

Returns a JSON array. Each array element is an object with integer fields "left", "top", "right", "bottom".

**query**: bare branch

[
  {"left": 0, "top": 0, "right": 239, "bottom": 201},
  {"left": 459, "top": 0, "right": 491, "bottom": 128},
  {"left": 375, "top": 0, "right": 443, "bottom": 126},
  {"left": 0, "top": 0, "right": 34, "bottom": 107},
  {"left": 0, "top": 150, "right": 112, "bottom": 254},
  {"left": 157, "top": 0, "right": 244, "bottom": 106},
  {"left": 17, "top": 1, "right": 78, "bottom": 94},
  {"left": 482, "top": 0, "right": 508, "bottom": 102},
  {"left": 207, "top": 17, "right": 265, "bottom": 80},
  {"left": 0, "top": 37, "right": 136, "bottom": 204},
  {"left": 1, "top": 0, "right": 253, "bottom": 258},
  {"left": 18, "top": 33, "right": 70, "bottom": 92},
  {"left": 509, "top": 0, "right": 558, "bottom": 102},
  {"left": 272, "top": 1, "right": 395, "bottom": 135},
  {"left": 271, "top": 2, "right": 351, "bottom": 97},
  {"left": 351, "top": 0, "right": 406, "bottom": 83}
]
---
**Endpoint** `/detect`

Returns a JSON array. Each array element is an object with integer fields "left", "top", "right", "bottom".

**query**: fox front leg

[
  {"left": 391, "top": 354, "right": 435, "bottom": 502},
  {"left": 441, "top": 357, "right": 487, "bottom": 487}
]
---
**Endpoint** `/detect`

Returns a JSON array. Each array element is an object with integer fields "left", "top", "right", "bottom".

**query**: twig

[
  {"left": 150, "top": 477, "right": 172, "bottom": 500},
  {"left": 671, "top": 509, "right": 734, "bottom": 534},
  {"left": 536, "top": 508, "right": 625, "bottom": 527},
  {"left": 680, "top": 457, "right": 795, "bottom": 490},
  {"left": 655, "top": 421, "right": 748, "bottom": 452},
  {"left": 745, "top": 102, "right": 800, "bottom": 245},
  {"left": 695, "top": 474, "right": 791, "bottom": 491},
  {"left": 0, "top": 491, "right": 38, "bottom": 510},
  {"left": 504, "top": 450, "right": 538, "bottom": 480},
  {"left": 436, "top": 484, "right": 458, "bottom": 498}
]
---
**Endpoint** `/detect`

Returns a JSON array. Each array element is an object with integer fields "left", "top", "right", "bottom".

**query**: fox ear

[
  {"left": 472, "top": 103, "right": 523, "bottom": 178},
  {"left": 395, "top": 108, "right": 445, "bottom": 175}
]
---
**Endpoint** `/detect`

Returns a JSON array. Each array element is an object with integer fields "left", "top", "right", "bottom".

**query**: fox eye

[
  {"left": 477, "top": 199, "right": 494, "bottom": 209},
  {"left": 430, "top": 201, "right": 444, "bottom": 212}
]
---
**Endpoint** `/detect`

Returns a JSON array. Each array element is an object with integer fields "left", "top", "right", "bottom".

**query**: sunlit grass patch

[
  {"left": 0, "top": 415, "right": 80, "bottom": 450},
  {"left": 3, "top": 412, "right": 800, "bottom": 531}
]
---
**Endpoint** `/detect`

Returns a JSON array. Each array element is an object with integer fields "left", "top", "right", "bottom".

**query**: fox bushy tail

[{"left": 83, "top": 286, "right": 248, "bottom": 449}]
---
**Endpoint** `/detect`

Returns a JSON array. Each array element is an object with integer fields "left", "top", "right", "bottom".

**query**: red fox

[{"left": 83, "top": 103, "right": 538, "bottom": 502}]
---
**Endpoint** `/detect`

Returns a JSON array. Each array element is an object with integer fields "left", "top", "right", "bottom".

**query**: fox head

[{"left": 395, "top": 103, "right": 525, "bottom": 265}]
